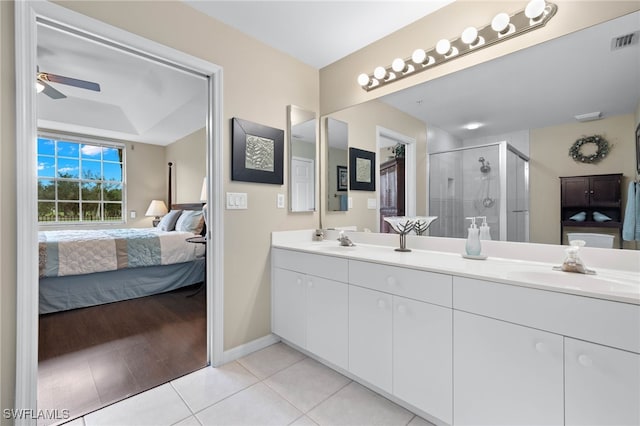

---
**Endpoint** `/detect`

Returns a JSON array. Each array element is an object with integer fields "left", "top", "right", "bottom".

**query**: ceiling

[
  {"left": 183, "top": 1, "right": 455, "bottom": 69},
  {"left": 36, "top": 3, "right": 639, "bottom": 146}
]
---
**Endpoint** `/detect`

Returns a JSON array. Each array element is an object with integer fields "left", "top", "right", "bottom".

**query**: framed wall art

[
  {"left": 349, "top": 147, "right": 375, "bottom": 191},
  {"left": 337, "top": 165, "right": 348, "bottom": 191},
  {"left": 232, "top": 117, "right": 284, "bottom": 184}
]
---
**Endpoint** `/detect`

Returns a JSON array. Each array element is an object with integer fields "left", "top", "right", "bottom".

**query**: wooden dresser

[{"left": 380, "top": 158, "right": 405, "bottom": 233}]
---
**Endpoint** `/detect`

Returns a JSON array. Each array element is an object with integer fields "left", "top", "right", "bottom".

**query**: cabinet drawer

[
  {"left": 453, "top": 276, "right": 640, "bottom": 353},
  {"left": 349, "top": 260, "right": 452, "bottom": 307},
  {"left": 272, "top": 248, "right": 348, "bottom": 282}
]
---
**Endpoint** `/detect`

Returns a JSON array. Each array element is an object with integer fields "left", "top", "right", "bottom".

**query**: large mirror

[
  {"left": 321, "top": 11, "right": 640, "bottom": 249},
  {"left": 326, "top": 117, "right": 349, "bottom": 212},
  {"left": 288, "top": 105, "right": 317, "bottom": 212}
]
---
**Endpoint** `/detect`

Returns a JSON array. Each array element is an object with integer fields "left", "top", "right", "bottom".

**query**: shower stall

[{"left": 428, "top": 141, "right": 529, "bottom": 242}]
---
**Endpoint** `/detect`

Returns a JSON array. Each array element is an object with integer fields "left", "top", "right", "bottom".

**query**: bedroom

[
  {"left": 2, "top": 1, "right": 638, "bottom": 425},
  {"left": 34, "top": 18, "right": 211, "bottom": 421}
]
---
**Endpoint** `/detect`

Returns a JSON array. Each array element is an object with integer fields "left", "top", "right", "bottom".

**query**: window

[{"left": 38, "top": 135, "right": 125, "bottom": 223}]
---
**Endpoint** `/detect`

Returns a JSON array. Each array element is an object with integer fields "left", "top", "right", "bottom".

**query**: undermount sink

[
  {"left": 506, "top": 270, "right": 640, "bottom": 295},
  {"left": 312, "top": 244, "right": 358, "bottom": 252}
]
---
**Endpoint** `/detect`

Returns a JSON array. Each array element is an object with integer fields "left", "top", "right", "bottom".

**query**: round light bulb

[
  {"left": 435, "top": 39, "right": 451, "bottom": 55},
  {"left": 461, "top": 26, "right": 478, "bottom": 45},
  {"left": 391, "top": 58, "right": 406, "bottom": 73},
  {"left": 373, "top": 66, "right": 387, "bottom": 80},
  {"left": 412, "top": 49, "right": 426, "bottom": 64},
  {"left": 525, "top": 0, "right": 546, "bottom": 19},
  {"left": 357, "top": 73, "right": 370, "bottom": 87},
  {"left": 491, "top": 12, "right": 510, "bottom": 33}
]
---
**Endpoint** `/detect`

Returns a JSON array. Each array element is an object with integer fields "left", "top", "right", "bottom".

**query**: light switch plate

[
  {"left": 130, "top": 210, "right": 136, "bottom": 219},
  {"left": 277, "top": 193, "right": 285, "bottom": 208},
  {"left": 367, "top": 198, "right": 377, "bottom": 209},
  {"left": 348, "top": 197, "right": 353, "bottom": 209},
  {"left": 226, "top": 192, "right": 248, "bottom": 209}
]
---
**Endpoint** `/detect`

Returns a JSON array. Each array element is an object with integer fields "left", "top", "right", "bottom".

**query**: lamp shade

[
  {"left": 145, "top": 200, "right": 168, "bottom": 217},
  {"left": 200, "top": 177, "right": 207, "bottom": 202}
]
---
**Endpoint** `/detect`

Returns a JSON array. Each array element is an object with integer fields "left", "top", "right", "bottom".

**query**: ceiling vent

[{"left": 611, "top": 31, "right": 639, "bottom": 51}]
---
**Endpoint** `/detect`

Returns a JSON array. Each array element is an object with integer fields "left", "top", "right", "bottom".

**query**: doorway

[
  {"left": 15, "top": 1, "right": 224, "bottom": 422},
  {"left": 376, "top": 126, "right": 416, "bottom": 232}
]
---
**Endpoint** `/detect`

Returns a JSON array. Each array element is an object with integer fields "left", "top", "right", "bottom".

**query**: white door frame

[
  {"left": 14, "top": 2, "right": 224, "bottom": 423},
  {"left": 375, "top": 126, "right": 416, "bottom": 232}
]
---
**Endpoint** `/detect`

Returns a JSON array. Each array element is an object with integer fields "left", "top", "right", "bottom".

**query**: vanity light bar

[{"left": 357, "top": 0, "right": 557, "bottom": 91}]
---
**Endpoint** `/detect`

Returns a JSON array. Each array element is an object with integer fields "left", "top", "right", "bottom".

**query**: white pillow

[
  {"left": 157, "top": 210, "right": 182, "bottom": 231},
  {"left": 175, "top": 210, "right": 204, "bottom": 234}
]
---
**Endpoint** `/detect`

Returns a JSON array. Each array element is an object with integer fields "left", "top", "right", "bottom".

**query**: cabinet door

[
  {"left": 272, "top": 267, "right": 306, "bottom": 348},
  {"left": 393, "top": 296, "right": 452, "bottom": 424},
  {"left": 561, "top": 177, "right": 589, "bottom": 207},
  {"left": 590, "top": 175, "right": 621, "bottom": 206},
  {"left": 307, "top": 276, "right": 348, "bottom": 370},
  {"left": 349, "top": 285, "right": 392, "bottom": 392},
  {"left": 454, "top": 311, "right": 564, "bottom": 425},
  {"left": 565, "top": 338, "right": 640, "bottom": 426}
]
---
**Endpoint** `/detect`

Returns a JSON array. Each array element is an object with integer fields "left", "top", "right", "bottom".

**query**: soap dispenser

[
  {"left": 479, "top": 216, "right": 491, "bottom": 240},
  {"left": 465, "top": 217, "right": 481, "bottom": 256}
]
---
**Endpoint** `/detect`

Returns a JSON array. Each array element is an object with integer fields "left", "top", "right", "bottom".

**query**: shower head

[{"left": 478, "top": 157, "right": 491, "bottom": 173}]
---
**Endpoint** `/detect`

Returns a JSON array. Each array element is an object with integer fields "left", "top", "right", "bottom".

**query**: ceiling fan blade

[
  {"left": 40, "top": 72, "right": 101, "bottom": 92},
  {"left": 40, "top": 81, "right": 67, "bottom": 99}
]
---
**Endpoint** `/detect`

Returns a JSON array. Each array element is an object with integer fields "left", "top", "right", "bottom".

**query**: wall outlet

[
  {"left": 226, "top": 192, "right": 248, "bottom": 209},
  {"left": 277, "top": 193, "right": 285, "bottom": 208},
  {"left": 130, "top": 210, "right": 136, "bottom": 219}
]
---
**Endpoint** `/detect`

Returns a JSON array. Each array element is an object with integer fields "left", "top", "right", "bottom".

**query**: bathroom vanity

[{"left": 271, "top": 230, "right": 639, "bottom": 426}]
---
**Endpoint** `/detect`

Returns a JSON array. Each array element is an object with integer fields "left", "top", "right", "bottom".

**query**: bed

[{"left": 38, "top": 202, "right": 206, "bottom": 314}]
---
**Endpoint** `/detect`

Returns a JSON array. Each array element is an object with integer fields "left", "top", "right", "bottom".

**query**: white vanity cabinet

[
  {"left": 565, "top": 338, "right": 640, "bottom": 426},
  {"left": 453, "top": 310, "right": 564, "bottom": 425},
  {"left": 348, "top": 285, "right": 393, "bottom": 392},
  {"left": 271, "top": 248, "right": 349, "bottom": 370}
]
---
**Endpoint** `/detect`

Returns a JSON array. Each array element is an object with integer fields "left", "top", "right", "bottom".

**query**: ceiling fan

[{"left": 36, "top": 68, "right": 101, "bottom": 99}]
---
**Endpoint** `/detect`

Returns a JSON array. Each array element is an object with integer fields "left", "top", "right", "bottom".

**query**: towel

[
  {"left": 339, "top": 194, "right": 348, "bottom": 211},
  {"left": 622, "top": 181, "right": 639, "bottom": 241}
]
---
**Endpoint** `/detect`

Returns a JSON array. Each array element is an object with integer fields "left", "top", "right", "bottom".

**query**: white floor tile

[
  {"left": 307, "top": 381, "right": 414, "bottom": 426},
  {"left": 408, "top": 416, "right": 436, "bottom": 426},
  {"left": 264, "top": 358, "right": 351, "bottom": 412},
  {"left": 84, "top": 383, "right": 191, "bottom": 426},
  {"left": 237, "top": 343, "right": 306, "bottom": 380},
  {"left": 289, "top": 415, "right": 318, "bottom": 426},
  {"left": 196, "top": 382, "right": 302, "bottom": 426},
  {"left": 172, "top": 363, "right": 259, "bottom": 412},
  {"left": 173, "top": 416, "right": 202, "bottom": 426}
]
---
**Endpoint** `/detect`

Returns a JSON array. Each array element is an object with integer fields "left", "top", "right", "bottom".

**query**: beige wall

[
  {"left": 322, "top": 100, "right": 427, "bottom": 231},
  {"left": 320, "top": 1, "right": 640, "bottom": 115},
  {"left": 165, "top": 128, "right": 206, "bottom": 205},
  {"left": 530, "top": 114, "right": 637, "bottom": 249}
]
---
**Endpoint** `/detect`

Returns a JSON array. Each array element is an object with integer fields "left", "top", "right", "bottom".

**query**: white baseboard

[{"left": 221, "top": 333, "right": 281, "bottom": 364}]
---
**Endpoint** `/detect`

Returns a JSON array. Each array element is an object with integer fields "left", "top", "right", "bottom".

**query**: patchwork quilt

[{"left": 38, "top": 228, "right": 204, "bottom": 278}]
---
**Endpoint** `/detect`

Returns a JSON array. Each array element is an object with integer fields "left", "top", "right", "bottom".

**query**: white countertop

[{"left": 272, "top": 239, "right": 640, "bottom": 305}]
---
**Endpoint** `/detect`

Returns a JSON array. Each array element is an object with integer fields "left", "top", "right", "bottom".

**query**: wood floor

[{"left": 38, "top": 284, "right": 207, "bottom": 425}]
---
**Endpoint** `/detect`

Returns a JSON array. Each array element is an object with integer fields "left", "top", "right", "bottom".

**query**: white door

[
  {"left": 291, "top": 157, "right": 314, "bottom": 211},
  {"left": 348, "top": 285, "right": 392, "bottom": 392},
  {"left": 272, "top": 268, "right": 306, "bottom": 348},
  {"left": 393, "top": 296, "right": 452, "bottom": 424},
  {"left": 454, "top": 311, "right": 564, "bottom": 425},
  {"left": 565, "top": 337, "right": 640, "bottom": 426},
  {"left": 307, "top": 276, "right": 348, "bottom": 370}
]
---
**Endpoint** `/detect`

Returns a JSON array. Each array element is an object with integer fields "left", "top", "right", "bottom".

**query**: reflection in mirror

[
  {"left": 326, "top": 118, "right": 349, "bottom": 211},
  {"left": 288, "top": 105, "right": 317, "bottom": 212},
  {"left": 321, "top": 12, "right": 639, "bottom": 248}
]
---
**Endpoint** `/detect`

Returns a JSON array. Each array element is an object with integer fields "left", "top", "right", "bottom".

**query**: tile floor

[{"left": 64, "top": 342, "right": 434, "bottom": 426}]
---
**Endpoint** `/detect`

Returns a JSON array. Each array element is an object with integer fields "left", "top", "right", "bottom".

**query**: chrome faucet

[{"left": 337, "top": 231, "right": 355, "bottom": 247}]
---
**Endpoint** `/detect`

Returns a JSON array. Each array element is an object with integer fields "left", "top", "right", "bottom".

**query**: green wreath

[{"left": 569, "top": 135, "right": 610, "bottom": 163}]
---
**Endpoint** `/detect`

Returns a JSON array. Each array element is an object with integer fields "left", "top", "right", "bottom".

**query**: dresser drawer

[
  {"left": 272, "top": 248, "right": 348, "bottom": 282},
  {"left": 453, "top": 276, "right": 640, "bottom": 353},
  {"left": 349, "top": 260, "right": 452, "bottom": 307}
]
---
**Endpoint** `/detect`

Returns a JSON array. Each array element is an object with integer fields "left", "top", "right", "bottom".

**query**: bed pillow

[
  {"left": 157, "top": 209, "right": 182, "bottom": 231},
  {"left": 175, "top": 210, "right": 204, "bottom": 234}
]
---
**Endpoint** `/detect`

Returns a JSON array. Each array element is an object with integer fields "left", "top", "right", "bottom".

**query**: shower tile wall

[
  {"left": 461, "top": 146, "right": 500, "bottom": 240},
  {"left": 429, "top": 150, "right": 464, "bottom": 238}
]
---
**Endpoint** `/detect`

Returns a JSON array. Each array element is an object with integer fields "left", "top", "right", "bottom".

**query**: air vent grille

[{"left": 611, "top": 31, "right": 639, "bottom": 51}]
